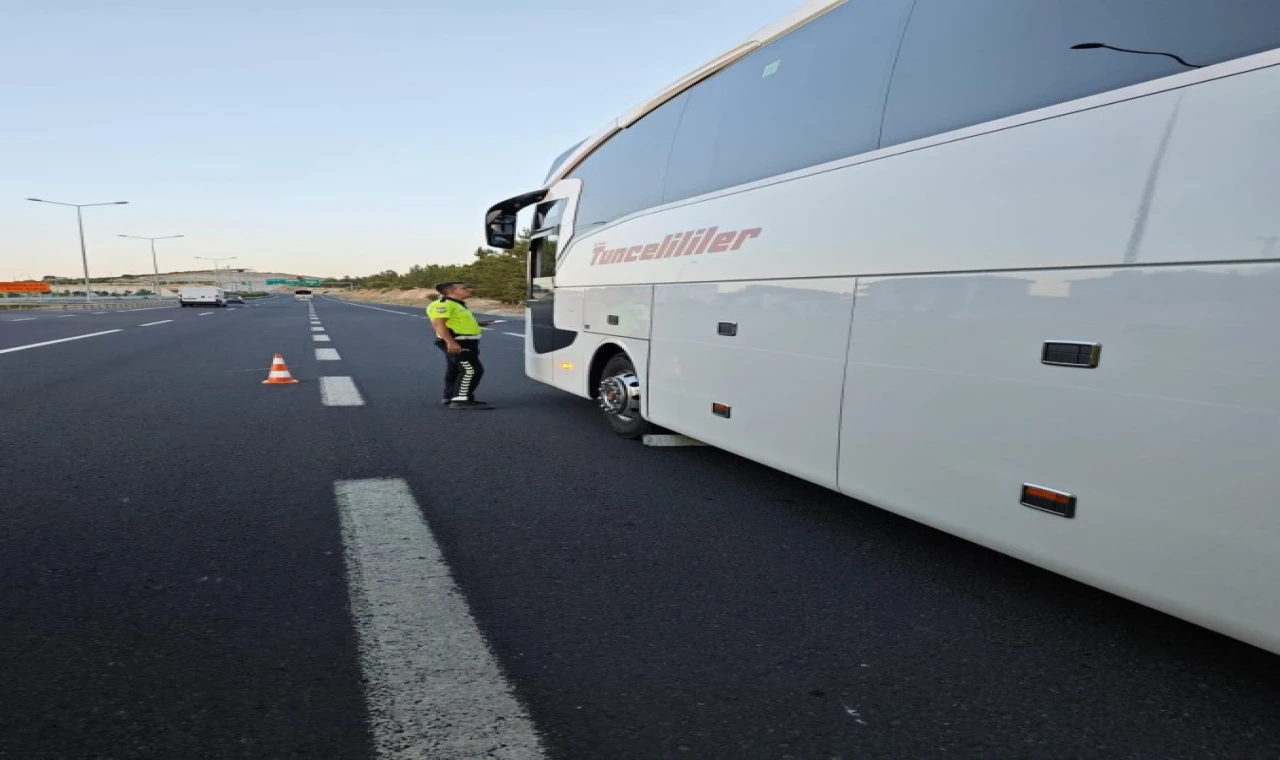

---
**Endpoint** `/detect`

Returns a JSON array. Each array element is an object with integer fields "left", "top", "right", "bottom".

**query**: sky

[{"left": 0, "top": 0, "right": 801, "bottom": 281}]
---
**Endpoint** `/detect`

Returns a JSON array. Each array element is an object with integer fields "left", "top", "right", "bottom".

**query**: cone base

[{"left": 262, "top": 378, "right": 300, "bottom": 384}]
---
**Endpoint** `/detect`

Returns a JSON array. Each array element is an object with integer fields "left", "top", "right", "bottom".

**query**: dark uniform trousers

[{"left": 435, "top": 337, "right": 483, "bottom": 401}]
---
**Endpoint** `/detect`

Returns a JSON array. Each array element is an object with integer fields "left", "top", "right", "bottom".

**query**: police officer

[{"left": 428, "top": 281, "right": 495, "bottom": 410}]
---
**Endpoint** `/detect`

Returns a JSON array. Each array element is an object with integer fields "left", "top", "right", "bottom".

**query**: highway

[{"left": 1, "top": 294, "right": 1277, "bottom": 759}]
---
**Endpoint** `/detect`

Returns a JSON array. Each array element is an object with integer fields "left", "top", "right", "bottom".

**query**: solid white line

[
  {"left": 199, "top": 312, "right": 214, "bottom": 316},
  {"left": 8, "top": 318, "right": 37, "bottom": 322},
  {"left": 330, "top": 300, "right": 419, "bottom": 317},
  {"left": 139, "top": 320, "right": 173, "bottom": 327},
  {"left": 313, "top": 334, "right": 331, "bottom": 342},
  {"left": 319, "top": 376, "right": 364, "bottom": 406},
  {"left": 334, "top": 478, "right": 546, "bottom": 759},
  {"left": 0, "top": 329, "right": 122, "bottom": 355},
  {"left": 315, "top": 348, "right": 341, "bottom": 361}
]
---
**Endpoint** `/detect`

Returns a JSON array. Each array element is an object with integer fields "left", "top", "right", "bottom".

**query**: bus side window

[
  {"left": 881, "top": 0, "right": 1280, "bottom": 147},
  {"left": 663, "top": 0, "right": 912, "bottom": 204},
  {"left": 567, "top": 91, "right": 687, "bottom": 232}
]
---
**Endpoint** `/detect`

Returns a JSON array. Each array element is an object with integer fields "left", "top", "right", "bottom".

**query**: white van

[
  {"left": 294, "top": 289, "right": 313, "bottom": 302},
  {"left": 178, "top": 286, "right": 226, "bottom": 307}
]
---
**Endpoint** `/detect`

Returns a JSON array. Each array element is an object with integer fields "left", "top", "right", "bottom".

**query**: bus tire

[{"left": 598, "top": 353, "right": 649, "bottom": 439}]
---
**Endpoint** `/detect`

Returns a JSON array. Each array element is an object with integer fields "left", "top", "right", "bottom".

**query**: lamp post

[
  {"left": 28, "top": 198, "right": 129, "bottom": 304},
  {"left": 119, "top": 234, "right": 184, "bottom": 298},
  {"left": 195, "top": 256, "right": 236, "bottom": 289}
]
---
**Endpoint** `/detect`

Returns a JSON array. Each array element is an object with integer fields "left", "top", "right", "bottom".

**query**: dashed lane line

[
  {"left": 315, "top": 348, "right": 341, "bottom": 361},
  {"left": 501, "top": 332, "right": 525, "bottom": 337},
  {"left": 313, "top": 334, "right": 331, "bottom": 342},
  {"left": 0, "top": 330, "right": 123, "bottom": 355},
  {"left": 139, "top": 320, "right": 173, "bottom": 327},
  {"left": 198, "top": 312, "right": 214, "bottom": 316},
  {"left": 311, "top": 327, "right": 325, "bottom": 332},
  {"left": 7, "top": 318, "right": 37, "bottom": 322},
  {"left": 56, "top": 314, "right": 80, "bottom": 318},
  {"left": 319, "top": 376, "right": 364, "bottom": 406},
  {"left": 334, "top": 478, "right": 546, "bottom": 759}
]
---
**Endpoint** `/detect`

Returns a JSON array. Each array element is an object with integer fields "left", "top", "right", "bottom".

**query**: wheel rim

[{"left": 599, "top": 371, "right": 640, "bottom": 421}]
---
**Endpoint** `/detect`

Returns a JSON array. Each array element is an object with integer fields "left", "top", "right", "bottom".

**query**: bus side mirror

[
  {"left": 486, "top": 212, "right": 518, "bottom": 250},
  {"left": 485, "top": 188, "right": 549, "bottom": 249}
]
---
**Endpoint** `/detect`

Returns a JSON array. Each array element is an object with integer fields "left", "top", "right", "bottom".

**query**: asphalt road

[{"left": 1, "top": 294, "right": 1277, "bottom": 760}]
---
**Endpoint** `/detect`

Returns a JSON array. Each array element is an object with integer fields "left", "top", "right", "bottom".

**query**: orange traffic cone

[{"left": 262, "top": 353, "right": 299, "bottom": 384}]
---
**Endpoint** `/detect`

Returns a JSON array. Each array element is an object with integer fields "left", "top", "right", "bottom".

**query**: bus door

[{"left": 487, "top": 179, "right": 583, "bottom": 388}]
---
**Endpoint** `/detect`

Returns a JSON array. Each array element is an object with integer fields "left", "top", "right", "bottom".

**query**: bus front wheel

[{"left": 598, "top": 353, "right": 648, "bottom": 439}]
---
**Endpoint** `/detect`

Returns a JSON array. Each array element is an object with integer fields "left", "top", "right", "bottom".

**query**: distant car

[{"left": 226, "top": 294, "right": 245, "bottom": 304}]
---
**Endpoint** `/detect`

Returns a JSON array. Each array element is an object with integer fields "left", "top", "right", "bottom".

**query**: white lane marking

[
  {"left": 56, "top": 314, "right": 79, "bottom": 318},
  {"left": 0, "top": 329, "right": 122, "bottom": 355},
  {"left": 313, "top": 334, "right": 331, "bottom": 342},
  {"left": 93, "top": 311, "right": 109, "bottom": 314},
  {"left": 7, "top": 318, "right": 37, "bottom": 322},
  {"left": 198, "top": 312, "right": 214, "bottom": 316},
  {"left": 330, "top": 300, "right": 419, "bottom": 317},
  {"left": 334, "top": 478, "right": 546, "bottom": 759},
  {"left": 502, "top": 332, "right": 525, "bottom": 337},
  {"left": 139, "top": 320, "right": 173, "bottom": 327},
  {"left": 121, "top": 306, "right": 174, "bottom": 312},
  {"left": 311, "top": 326, "right": 325, "bottom": 332},
  {"left": 320, "top": 376, "right": 364, "bottom": 406},
  {"left": 315, "top": 348, "right": 341, "bottom": 361}
]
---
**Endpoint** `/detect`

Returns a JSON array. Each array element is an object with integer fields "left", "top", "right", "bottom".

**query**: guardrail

[{"left": 0, "top": 299, "right": 178, "bottom": 311}]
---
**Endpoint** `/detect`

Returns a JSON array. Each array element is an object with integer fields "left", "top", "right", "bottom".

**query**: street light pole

[
  {"left": 195, "top": 256, "right": 237, "bottom": 290},
  {"left": 119, "top": 234, "right": 184, "bottom": 297},
  {"left": 28, "top": 198, "right": 129, "bottom": 304}
]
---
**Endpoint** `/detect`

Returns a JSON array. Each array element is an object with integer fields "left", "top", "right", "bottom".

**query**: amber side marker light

[{"left": 1021, "top": 484, "right": 1077, "bottom": 518}]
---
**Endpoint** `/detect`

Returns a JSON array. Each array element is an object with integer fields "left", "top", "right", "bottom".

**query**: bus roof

[{"left": 544, "top": 0, "right": 844, "bottom": 186}]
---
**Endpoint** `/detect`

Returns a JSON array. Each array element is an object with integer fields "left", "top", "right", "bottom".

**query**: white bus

[{"left": 484, "top": 0, "right": 1280, "bottom": 654}]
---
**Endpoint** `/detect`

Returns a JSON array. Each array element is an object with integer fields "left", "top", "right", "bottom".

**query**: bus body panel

[
  {"left": 582, "top": 285, "right": 652, "bottom": 342},
  {"left": 838, "top": 263, "right": 1280, "bottom": 654},
  {"left": 648, "top": 278, "right": 856, "bottom": 491}
]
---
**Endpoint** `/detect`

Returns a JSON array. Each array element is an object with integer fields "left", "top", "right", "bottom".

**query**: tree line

[{"left": 338, "top": 231, "right": 530, "bottom": 304}]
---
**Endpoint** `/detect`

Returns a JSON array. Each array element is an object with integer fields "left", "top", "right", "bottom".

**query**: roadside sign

[
  {"left": 0, "top": 281, "right": 51, "bottom": 293},
  {"left": 266, "top": 278, "right": 321, "bottom": 286}
]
